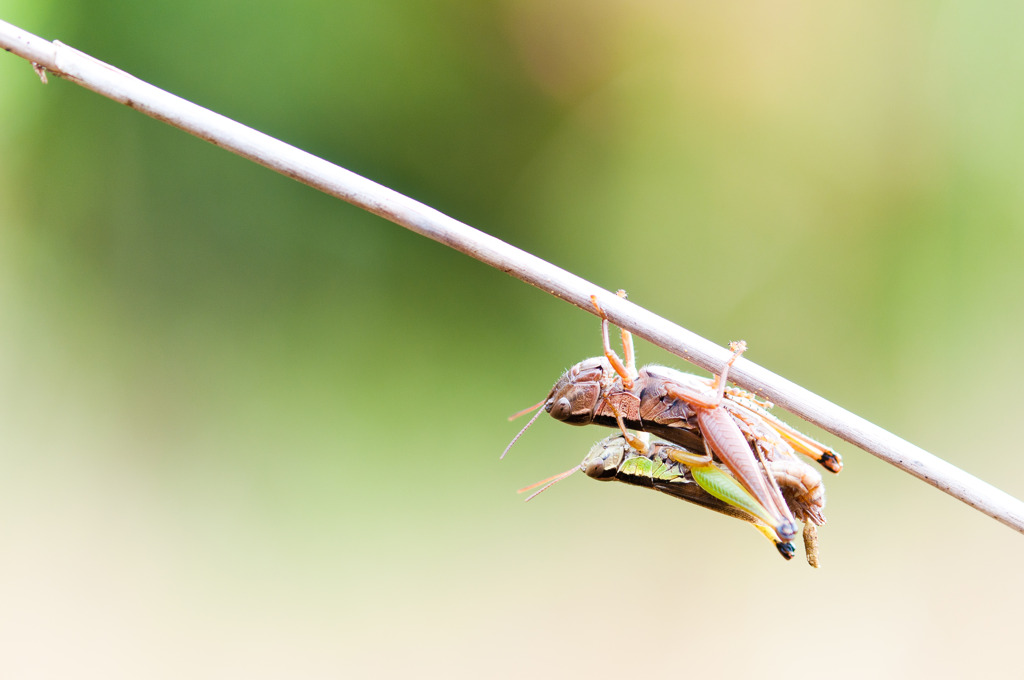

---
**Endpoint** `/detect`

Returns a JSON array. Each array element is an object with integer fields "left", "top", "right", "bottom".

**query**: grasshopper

[
  {"left": 504, "top": 291, "right": 840, "bottom": 548},
  {"left": 520, "top": 434, "right": 826, "bottom": 564}
]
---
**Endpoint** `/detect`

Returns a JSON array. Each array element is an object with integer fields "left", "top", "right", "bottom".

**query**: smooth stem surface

[{"left": 2, "top": 19, "right": 1023, "bottom": 534}]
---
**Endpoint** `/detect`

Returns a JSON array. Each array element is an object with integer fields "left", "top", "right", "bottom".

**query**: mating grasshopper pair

[{"left": 503, "top": 292, "right": 840, "bottom": 563}]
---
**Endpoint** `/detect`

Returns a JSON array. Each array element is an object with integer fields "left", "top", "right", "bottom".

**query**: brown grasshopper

[
  {"left": 519, "top": 433, "right": 827, "bottom": 564},
  {"left": 504, "top": 292, "right": 841, "bottom": 547}
]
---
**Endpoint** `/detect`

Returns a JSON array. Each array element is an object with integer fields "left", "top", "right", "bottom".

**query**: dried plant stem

[{"left": 3, "top": 20, "right": 1023, "bottom": 534}]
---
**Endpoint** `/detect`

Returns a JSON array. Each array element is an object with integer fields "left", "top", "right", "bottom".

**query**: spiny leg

[
  {"left": 613, "top": 290, "right": 636, "bottom": 378},
  {"left": 770, "top": 420, "right": 842, "bottom": 473},
  {"left": 664, "top": 442, "right": 713, "bottom": 467},
  {"left": 710, "top": 340, "right": 747, "bottom": 404},
  {"left": 659, "top": 341, "right": 748, "bottom": 411},
  {"left": 750, "top": 435, "right": 795, "bottom": 529},
  {"left": 607, "top": 399, "right": 648, "bottom": 453},
  {"left": 590, "top": 294, "right": 636, "bottom": 388}
]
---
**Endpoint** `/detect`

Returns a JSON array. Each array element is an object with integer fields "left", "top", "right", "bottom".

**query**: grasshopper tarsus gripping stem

[
  {"left": 591, "top": 293, "right": 636, "bottom": 389},
  {"left": 711, "top": 340, "right": 747, "bottom": 404}
]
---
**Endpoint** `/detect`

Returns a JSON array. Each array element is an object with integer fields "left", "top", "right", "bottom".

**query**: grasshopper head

[
  {"left": 545, "top": 357, "right": 610, "bottom": 424},
  {"left": 581, "top": 435, "right": 627, "bottom": 480},
  {"left": 501, "top": 357, "right": 613, "bottom": 461}
]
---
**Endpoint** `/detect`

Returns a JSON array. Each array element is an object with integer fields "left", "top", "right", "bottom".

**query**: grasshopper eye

[
  {"left": 582, "top": 456, "right": 603, "bottom": 477},
  {"left": 582, "top": 437, "right": 624, "bottom": 479},
  {"left": 583, "top": 453, "right": 617, "bottom": 479},
  {"left": 550, "top": 397, "right": 574, "bottom": 421}
]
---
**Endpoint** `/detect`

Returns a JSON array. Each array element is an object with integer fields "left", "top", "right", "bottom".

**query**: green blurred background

[{"left": 2, "top": 1, "right": 1024, "bottom": 677}]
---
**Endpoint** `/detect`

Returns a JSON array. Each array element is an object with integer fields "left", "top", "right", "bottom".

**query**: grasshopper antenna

[
  {"left": 501, "top": 398, "right": 547, "bottom": 460},
  {"left": 516, "top": 465, "right": 580, "bottom": 502},
  {"left": 507, "top": 397, "right": 546, "bottom": 421}
]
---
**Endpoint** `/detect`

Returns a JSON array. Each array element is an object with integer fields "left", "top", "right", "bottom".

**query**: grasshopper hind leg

[{"left": 663, "top": 443, "right": 797, "bottom": 546}]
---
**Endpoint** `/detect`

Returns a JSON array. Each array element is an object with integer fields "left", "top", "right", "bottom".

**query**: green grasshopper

[{"left": 519, "top": 433, "right": 825, "bottom": 565}]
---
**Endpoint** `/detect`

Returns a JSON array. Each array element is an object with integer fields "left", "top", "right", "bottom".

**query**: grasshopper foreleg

[{"left": 590, "top": 292, "right": 637, "bottom": 389}]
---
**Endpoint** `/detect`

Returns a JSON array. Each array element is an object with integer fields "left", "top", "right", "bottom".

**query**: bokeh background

[{"left": 3, "top": 1, "right": 1024, "bottom": 678}]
